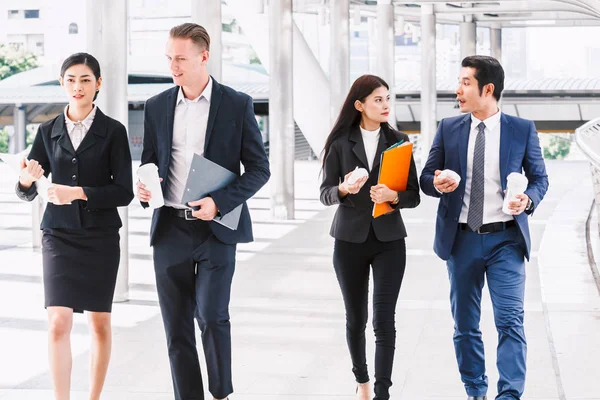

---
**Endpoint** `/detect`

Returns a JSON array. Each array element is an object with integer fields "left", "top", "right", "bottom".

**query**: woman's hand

[
  {"left": 339, "top": 171, "right": 368, "bottom": 197},
  {"left": 19, "top": 159, "right": 44, "bottom": 188},
  {"left": 48, "top": 184, "right": 85, "bottom": 205},
  {"left": 370, "top": 184, "right": 397, "bottom": 204}
]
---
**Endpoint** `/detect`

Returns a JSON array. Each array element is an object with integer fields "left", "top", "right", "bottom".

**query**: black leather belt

[
  {"left": 458, "top": 220, "right": 516, "bottom": 234},
  {"left": 165, "top": 207, "right": 197, "bottom": 220}
]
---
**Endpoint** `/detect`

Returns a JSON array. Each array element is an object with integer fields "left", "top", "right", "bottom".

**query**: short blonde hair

[{"left": 169, "top": 23, "right": 210, "bottom": 51}]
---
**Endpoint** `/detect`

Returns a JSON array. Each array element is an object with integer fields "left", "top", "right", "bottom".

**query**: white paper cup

[
  {"left": 439, "top": 169, "right": 461, "bottom": 186},
  {"left": 348, "top": 167, "right": 369, "bottom": 184},
  {"left": 503, "top": 172, "right": 529, "bottom": 214},
  {"left": 137, "top": 163, "right": 164, "bottom": 209}
]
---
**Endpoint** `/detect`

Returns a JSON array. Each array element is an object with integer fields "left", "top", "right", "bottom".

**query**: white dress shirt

[
  {"left": 459, "top": 110, "right": 512, "bottom": 224},
  {"left": 164, "top": 78, "right": 213, "bottom": 209},
  {"left": 359, "top": 126, "right": 380, "bottom": 171},
  {"left": 64, "top": 105, "right": 97, "bottom": 151}
]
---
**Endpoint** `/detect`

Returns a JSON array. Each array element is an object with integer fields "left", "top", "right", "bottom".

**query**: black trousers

[
  {"left": 333, "top": 227, "right": 406, "bottom": 400},
  {"left": 153, "top": 212, "right": 236, "bottom": 400}
]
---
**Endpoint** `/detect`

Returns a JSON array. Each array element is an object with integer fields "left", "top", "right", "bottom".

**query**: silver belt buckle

[
  {"left": 476, "top": 226, "right": 490, "bottom": 235},
  {"left": 184, "top": 209, "right": 196, "bottom": 220}
]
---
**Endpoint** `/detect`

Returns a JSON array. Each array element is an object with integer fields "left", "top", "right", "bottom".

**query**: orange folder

[{"left": 372, "top": 141, "right": 414, "bottom": 218}]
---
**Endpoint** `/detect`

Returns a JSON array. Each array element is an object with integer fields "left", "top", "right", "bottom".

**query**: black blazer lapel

[
  {"left": 371, "top": 131, "right": 389, "bottom": 173},
  {"left": 349, "top": 126, "right": 369, "bottom": 170},
  {"left": 165, "top": 87, "right": 178, "bottom": 162},
  {"left": 204, "top": 77, "right": 223, "bottom": 154},
  {"left": 51, "top": 113, "right": 76, "bottom": 157},
  {"left": 76, "top": 108, "right": 108, "bottom": 155}
]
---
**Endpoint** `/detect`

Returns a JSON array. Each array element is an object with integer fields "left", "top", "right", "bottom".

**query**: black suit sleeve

[
  {"left": 15, "top": 125, "right": 51, "bottom": 202},
  {"left": 210, "top": 97, "right": 270, "bottom": 215},
  {"left": 81, "top": 124, "right": 134, "bottom": 209},
  {"left": 319, "top": 141, "right": 354, "bottom": 207}
]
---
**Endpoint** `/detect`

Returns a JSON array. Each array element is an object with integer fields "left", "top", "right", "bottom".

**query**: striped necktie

[{"left": 467, "top": 122, "right": 486, "bottom": 231}]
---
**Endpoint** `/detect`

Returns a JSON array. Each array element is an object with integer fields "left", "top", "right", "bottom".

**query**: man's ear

[{"left": 485, "top": 83, "right": 495, "bottom": 97}]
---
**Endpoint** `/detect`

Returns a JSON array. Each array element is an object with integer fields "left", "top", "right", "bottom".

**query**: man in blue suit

[
  {"left": 420, "top": 56, "right": 548, "bottom": 400},
  {"left": 136, "top": 23, "right": 270, "bottom": 400}
]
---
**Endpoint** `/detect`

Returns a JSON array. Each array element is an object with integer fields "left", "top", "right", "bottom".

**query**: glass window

[
  {"left": 24, "top": 9, "right": 40, "bottom": 19},
  {"left": 7, "top": 10, "right": 20, "bottom": 19},
  {"left": 35, "top": 41, "right": 44, "bottom": 56}
]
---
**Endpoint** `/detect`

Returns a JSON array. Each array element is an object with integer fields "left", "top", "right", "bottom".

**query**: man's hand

[
  {"left": 370, "top": 184, "right": 397, "bottom": 204},
  {"left": 506, "top": 193, "right": 530, "bottom": 215},
  {"left": 188, "top": 197, "right": 218, "bottom": 221},
  {"left": 47, "top": 184, "right": 82, "bottom": 205},
  {"left": 339, "top": 171, "right": 368, "bottom": 197},
  {"left": 19, "top": 159, "right": 44, "bottom": 188},
  {"left": 137, "top": 178, "right": 162, "bottom": 203},
  {"left": 433, "top": 170, "right": 459, "bottom": 194}
]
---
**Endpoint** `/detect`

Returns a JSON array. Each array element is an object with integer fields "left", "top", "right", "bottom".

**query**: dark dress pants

[
  {"left": 153, "top": 212, "right": 236, "bottom": 400},
  {"left": 333, "top": 226, "right": 406, "bottom": 400},
  {"left": 447, "top": 226, "right": 527, "bottom": 399}
]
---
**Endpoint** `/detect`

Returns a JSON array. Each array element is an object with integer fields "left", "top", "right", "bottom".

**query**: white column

[
  {"left": 10, "top": 104, "right": 26, "bottom": 153},
  {"left": 376, "top": 0, "right": 396, "bottom": 127},
  {"left": 330, "top": 0, "right": 350, "bottom": 121},
  {"left": 420, "top": 4, "right": 437, "bottom": 162},
  {"left": 460, "top": 20, "right": 477, "bottom": 59},
  {"left": 269, "top": 0, "right": 295, "bottom": 220},
  {"left": 490, "top": 24, "right": 502, "bottom": 62},
  {"left": 86, "top": 0, "right": 130, "bottom": 302},
  {"left": 192, "top": 0, "right": 222, "bottom": 81}
]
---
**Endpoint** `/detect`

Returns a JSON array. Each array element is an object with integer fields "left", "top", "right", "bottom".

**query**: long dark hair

[
  {"left": 60, "top": 52, "right": 102, "bottom": 101},
  {"left": 321, "top": 74, "right": 396, "bottom": 168}
]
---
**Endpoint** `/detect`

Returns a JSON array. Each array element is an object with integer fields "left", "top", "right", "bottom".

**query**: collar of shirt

[
  {"left": 470, "top": 109, "right": 501, "bottom": 133},
  {"left": 64, "top": 104, "right": 97, "bottom": 134},
  {"left": 176, "top": 77, "right": 213, "bottom": 106}
]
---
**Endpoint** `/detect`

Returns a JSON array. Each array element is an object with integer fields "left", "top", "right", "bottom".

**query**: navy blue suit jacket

[
  {"left": 420, "top": 113, "right": 548, "bottom": 261},
  {"left": 141, "top": 78, "right": 270, "bottom": 246}
]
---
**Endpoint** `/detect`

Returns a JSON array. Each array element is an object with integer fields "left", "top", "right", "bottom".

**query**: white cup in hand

[
  {"left": 502, "top": 172, "right": 528, "bottom": 214},
  {"left": 137, "top": 163, "right": 164, "bottom": 209},
  {"left": 348, "top": 167, "right": 369, "bottom": 185},
  {"left": 439, "top": 169, "right": 461, "bottom": 186}
]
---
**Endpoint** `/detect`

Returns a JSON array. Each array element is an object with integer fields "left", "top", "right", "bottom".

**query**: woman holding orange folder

[{"left": 320, "top": 74, "right": 420, "bottom": 400}]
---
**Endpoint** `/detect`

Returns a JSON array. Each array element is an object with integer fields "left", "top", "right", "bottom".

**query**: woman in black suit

[
  {"left": 320, "top": 75, "right": 420, "bottom": 400},
  {"left": 16, "top": 53, "right": 134, "bottom": 400}
]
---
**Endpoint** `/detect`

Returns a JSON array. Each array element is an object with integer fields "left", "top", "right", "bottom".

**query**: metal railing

[{"left": 575, "top": 117, "right": 600, "bottom": 292}]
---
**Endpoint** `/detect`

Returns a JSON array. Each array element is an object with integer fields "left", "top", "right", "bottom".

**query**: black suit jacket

[
  {"left": 320, "top": 127, "right": 420, "bottom": 243},
  {"left": 141, "top": 78, "right": 270, "bottom": 246},
  {"left": 16, "top": 108, "right": 134, "bottom": 229}
]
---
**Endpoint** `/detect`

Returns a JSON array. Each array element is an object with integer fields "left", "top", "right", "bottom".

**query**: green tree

[
  {"left": 0, "top": 127, "right": 8, "bottom": 154},
  {"left": 543, "top": 135, "right": 571, "bottom": 160},
  {"left": 0, "top": 44, "right": 39, "bottom": 81}
]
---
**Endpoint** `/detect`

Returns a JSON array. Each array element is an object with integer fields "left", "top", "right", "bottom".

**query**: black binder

[{"left": 181, "top": 154, "right": 242, "bottom": 230}]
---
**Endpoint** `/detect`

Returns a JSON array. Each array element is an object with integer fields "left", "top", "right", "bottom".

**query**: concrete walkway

[{"left": 0, "top": 160, "right": 598, "bottom": 400}]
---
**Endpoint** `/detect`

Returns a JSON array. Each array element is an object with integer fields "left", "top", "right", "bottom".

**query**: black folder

[{"left": 180, "top": 154, "right": 242, "bottom": 230}]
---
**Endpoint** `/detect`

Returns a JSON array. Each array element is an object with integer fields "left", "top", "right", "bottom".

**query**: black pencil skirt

[{"left": 41, "top": 227, "right": 120, "bottom": 313}]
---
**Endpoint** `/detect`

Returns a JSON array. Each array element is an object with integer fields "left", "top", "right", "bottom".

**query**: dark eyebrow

[{"left": 66, "top": 74, "right": 91, "bottom": 78}]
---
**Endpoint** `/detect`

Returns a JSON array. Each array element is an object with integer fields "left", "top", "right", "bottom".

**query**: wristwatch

[
  {"left": 525, "top": 198, "right": 533, "bottom": 212},
  {"left": 391, "top": 193, "right": 400, "bottom": 205}
]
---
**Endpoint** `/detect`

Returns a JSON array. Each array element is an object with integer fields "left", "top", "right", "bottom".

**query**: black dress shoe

[{"left": 467, "top": 396, "right": 487, "bottom": 400}]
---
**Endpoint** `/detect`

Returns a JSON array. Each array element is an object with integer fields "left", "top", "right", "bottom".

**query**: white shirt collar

[
  {"left": 64, "top": 105, "right": 97, "bottom": 133},
  {"left": 471, "top": 109, "right": 501, "bottom": 132},
  {"left": 176, "top": 77, "right": 213, "bottom": 105}
]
